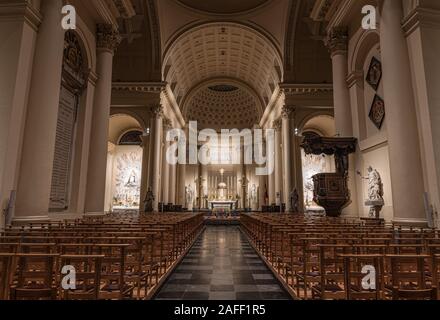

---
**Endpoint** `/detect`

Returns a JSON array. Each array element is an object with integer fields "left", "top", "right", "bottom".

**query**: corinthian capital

[
  {"left": 272, "top": 118, "right": 282, "bottom": 131},
  {"left": 163, "top": 118, "right": 173, "bottom": 131},
  {"left": 326, "top": 26, "right": 348, "bottom": 56},
  {"left": 96, "top": 24, "right": 122, "bottom": 52},
  {"left": 151, "top": 105, "right": 164, "bottom": 118},
  {"left": 281, "top": 105, "right": 295, "bottom": 119}
]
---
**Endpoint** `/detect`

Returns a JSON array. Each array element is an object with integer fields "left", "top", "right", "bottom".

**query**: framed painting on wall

[
  {"left": 369, "top": 94, "right": 386, "bottom": 130},
  {"left": 366, "top": 56, "right": 382, "bottom": 91}
]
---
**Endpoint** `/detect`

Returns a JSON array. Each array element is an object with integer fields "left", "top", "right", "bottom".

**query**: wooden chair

[
  {"left": 386, "top": 254, "right": 436, "bottom": 300},
  {"left": 93, "top": 244, "right": 134, "bottom": 300},
  {"left": 311, "top": 245, "right": 348, "bottom": 300},
  {"left": 59, "top": 255, "right": 104, "bottom": 300},
  {"left": 9, "top": 254, "right": 59, "bottom": 300},
  {"left": 0, "top": 253, "right": 15, "bottom": 300},
  {"left": 340, "top": 254, "right": 383, "bottom": 300}
]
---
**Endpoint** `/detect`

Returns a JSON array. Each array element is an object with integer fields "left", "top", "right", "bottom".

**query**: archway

[
  {"left": 300, "top": 115, "right": 336, "bottom": 213},
  {"left": 105, "top": 114, "right": 143, "bottom": 212}
]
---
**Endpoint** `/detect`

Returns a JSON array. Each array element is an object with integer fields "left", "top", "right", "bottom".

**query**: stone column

[
  {"left": 14, "top": 0, "right": 65, "bottom": 222},
  {"left": 140, "top": 133, "right": 151, "bottom": 209},
  {"left": 169, "top": 160, "right": 177, "bottom": 205},
  {"left": 379, "top": 0, "right": 426, "bottom": 224},
  {"left": 236, "top": 146, "right": 243, "bottom": 208},
  {"left": 282, "top": 106, "right": 294, "bottom": 211},
  {"left": 177, "top": 126, "right": 188, "bottom": 207},
  {"left": 178, "top": 163, "right": 187, "bottom": 206},
  {"left": 201, "top": 164, "right": 208, "bottom": 209},
  {"left": 151, "top": 106, "right": 164, "bottom": 212},
  {"left": 85, "top": 24, "right": 121, "bottom": 214},
  {"left": 326, "top": 26, "right": 353, "bottom": 137},
  {"left": 273, "top": 119, "right": 283, "bottom": 205},
  {"left": 268, "top": 129, "right": 276, "bottom": 205},
  {"left": 161, "top": 118, "right": 172, "bottom": 204}
]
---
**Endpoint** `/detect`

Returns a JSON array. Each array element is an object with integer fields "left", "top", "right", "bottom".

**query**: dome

[{"left": 185, "top": 83, "right": 261, "bottom": 130}]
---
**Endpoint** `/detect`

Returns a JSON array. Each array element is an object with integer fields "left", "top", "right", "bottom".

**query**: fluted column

[
  {"left": 379, "top": 0, "right": 426, "bottom": 223},
  {"left": 85, "top": 24, "right": 121, "bottom": 214},
  {"left": 326, "top": 26, "right": 353, "bottom": 137},
  {"left": 151, "top": 106, "right": 164, "bottom": 212},
  {"left": 14, "top": 0, "right": 65, "bottom": 221},
  {"left": 282, "top": 106, "right": 294, "bottom": 211},
  {"left": 273, "top": 119, "right": 283, "bottom": 205}
]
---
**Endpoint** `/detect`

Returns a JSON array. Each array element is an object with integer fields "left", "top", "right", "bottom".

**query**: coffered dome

[{"left": 185, "top": 83, "right": 261, "bottom": 130}]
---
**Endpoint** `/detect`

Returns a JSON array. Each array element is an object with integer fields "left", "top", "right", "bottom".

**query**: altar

[{"left": 208, "top": 200, "right": 237, "bottom": 210}]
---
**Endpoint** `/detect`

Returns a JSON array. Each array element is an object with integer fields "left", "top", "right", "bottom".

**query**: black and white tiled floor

[{"left": 154, "top": 226, "right": 291, "bottom": 300}]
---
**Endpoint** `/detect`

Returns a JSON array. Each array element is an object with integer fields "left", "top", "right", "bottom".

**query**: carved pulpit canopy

[{"left": 301, "top": 136, "right": 358, "bottom": 174}]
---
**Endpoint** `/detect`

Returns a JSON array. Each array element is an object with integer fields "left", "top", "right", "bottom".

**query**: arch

[
  {"left": 349, "top": 29, "right": 380, "bottom": 74},
  {"left": 162, "top": 21, "right": 284, "bottom": 104},
  {"left": 110, "top": 110, "right": 147, "bottom": 131},
  {"left": 173, "top": 0, "right": 273, "bottom": 16},
  {"left": 302, "top": 114, "right": 335, "bottom": 138},
  {"left": 109, "top": 114, "right": 144, "bottom": 145},
  {"left": 181, "top": 77, "right": 265, "bottom": 116},
  {"left": 297, "top": 111, "right": 335, "bottom": 135},
  {"left": 162, "top": 20, "right": 283, "bottom": 64},
  {"left": 70, "top": 20, "right": 96, "bottom": 72}
]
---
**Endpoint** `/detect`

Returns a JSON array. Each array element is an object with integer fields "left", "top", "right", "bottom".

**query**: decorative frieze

[
  {"left": 280, "top": 84, "right": 333, "bottom": 96},
  {"left": 112, "top": 82, "right": 166, "bottom": 93}
]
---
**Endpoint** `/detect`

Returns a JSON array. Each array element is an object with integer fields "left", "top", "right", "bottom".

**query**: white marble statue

[
  {"left": 250, "top": 184, "right": 257, "bottom": 202},
  {"left": 358, "top": 166, "right": 384, "bottom": 218},
  {"left": 365, "top": 166, "right": 383, "bottom": 201},
  {"left": 185, "top": 185, "right": 194, "bottom": 209}
]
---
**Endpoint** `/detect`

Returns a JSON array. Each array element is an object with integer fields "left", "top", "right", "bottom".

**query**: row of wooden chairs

[
  {"left": 241, "top": 213, "right": 440, "bottom": 300},
  {"left": 0, "top": 213, "right": 204, "bottom": 300}
]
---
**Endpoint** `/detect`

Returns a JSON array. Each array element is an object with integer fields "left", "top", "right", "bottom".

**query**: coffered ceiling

[{"left": 163, "top": 22, "right": 283, "bottom": 105}]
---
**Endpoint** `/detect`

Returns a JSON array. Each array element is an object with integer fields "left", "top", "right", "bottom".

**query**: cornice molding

[
  {"left": 280, "top": 83, "right": 334, "bottom": 96},
  {"left": 112, "top": 82, "right": 166, "bottom": 93},
  {"left": 112, "top": 0, "right": 136, "bottom": 19},
  {"left": 403, "top": 7, "right": 440, "bottom": 37},
  {"left": 346, "top": 70, "right": 364, "bottom": 89},
  {"left": 0, "top": 2, "right": 42, "bottom": 31}
]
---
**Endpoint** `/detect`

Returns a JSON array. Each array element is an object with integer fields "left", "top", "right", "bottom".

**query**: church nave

[{"left": 155, "top": 226, "right": 290, "bottom": 300}]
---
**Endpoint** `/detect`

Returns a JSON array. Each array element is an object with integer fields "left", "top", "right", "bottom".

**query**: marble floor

[{"left": 154, "top": 226, "right": 291, "bottom": 300}]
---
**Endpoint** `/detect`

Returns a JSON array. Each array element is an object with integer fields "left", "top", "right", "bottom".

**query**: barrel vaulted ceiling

[
  {"left": 111, "top": 0, "right": 333, "bottom": 124},
  {"left": 163, "top": 23, "right": 283, "bottom": 106}
]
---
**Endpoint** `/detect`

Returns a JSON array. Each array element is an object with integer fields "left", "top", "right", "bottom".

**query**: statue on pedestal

[
  {"left": 358, "top": 166, "right": 384, "bottom": 218},
  {"left": 143, "top": 187, "right": 154, "bottom": 213},
  {"left": 250, "top": 184, "right": 258, "bottom": 210},
  {"left": 290, "top": 189, "right": 299, "bottom": 213},
  {"left": 185, "top": 185, "right": 194, "bottom": 210}
]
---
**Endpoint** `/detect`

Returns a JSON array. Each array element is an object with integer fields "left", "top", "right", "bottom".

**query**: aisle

[{"left": 154, "top": 226, "right": 291, "bottom": 300}]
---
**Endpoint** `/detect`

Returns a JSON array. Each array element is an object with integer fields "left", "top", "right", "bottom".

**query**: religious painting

[
  {"left": 369, "top": 94, "right": 386, "bottom": 130},
  {"left": 112, "top": 147, "right": 143, "bottom": 209},
  {"left": 365, "top": 57, "right": 382, "bottom": 91}
]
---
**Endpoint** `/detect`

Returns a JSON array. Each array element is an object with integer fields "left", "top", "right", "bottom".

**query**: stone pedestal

[{"left": 365, "top": 199, "right": 385, "bottom": 219}]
